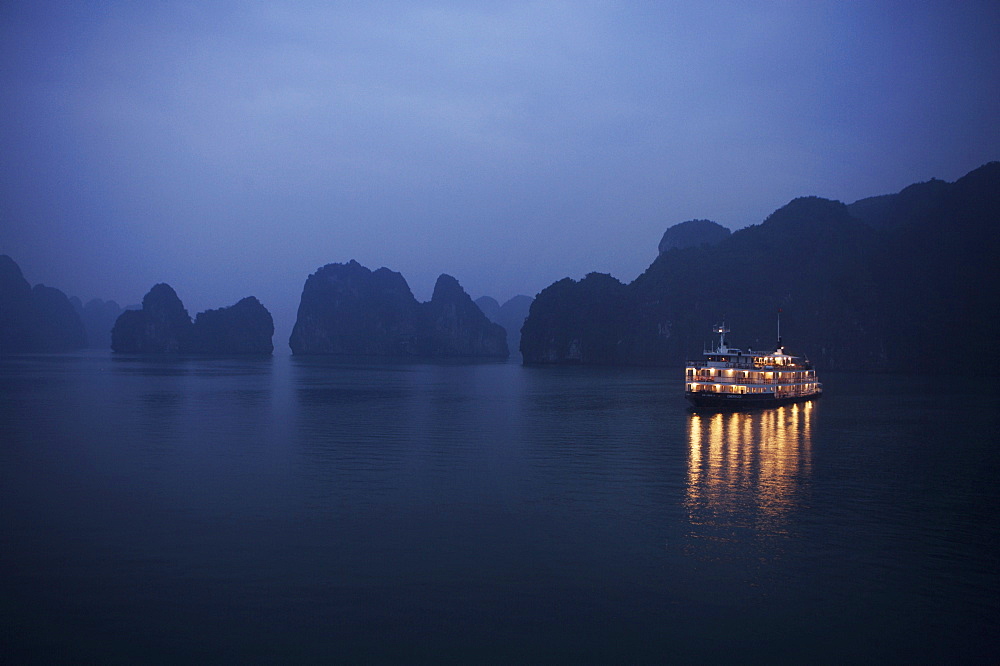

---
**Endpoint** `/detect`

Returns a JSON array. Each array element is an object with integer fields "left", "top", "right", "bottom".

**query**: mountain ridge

[
  {"left": 289, "top": 261, "right": 508, "bottom": 358},
  {"left": 520, "top": 161, "right": 1000, "bottom": 374}
]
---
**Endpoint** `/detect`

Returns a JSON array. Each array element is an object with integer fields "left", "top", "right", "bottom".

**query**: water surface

[{"left": 3, "top": 353, "right": 998, "bottom": 662}]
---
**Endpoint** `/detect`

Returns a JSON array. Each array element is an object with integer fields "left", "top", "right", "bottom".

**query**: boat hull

[{"left": 685, "top": 391, "right": 820, "bottom": 412}]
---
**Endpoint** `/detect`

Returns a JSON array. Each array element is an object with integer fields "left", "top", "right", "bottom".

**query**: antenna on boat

[
  {"left": 714, "top": 322, "right": 729, "bottom": 352},
  {"left": 776, "top": 308, "right": 783, "bottom": 350}
]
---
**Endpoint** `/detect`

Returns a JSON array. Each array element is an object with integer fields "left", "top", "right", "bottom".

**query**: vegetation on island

[
  {"left": 289, "top": 260, "right": 508, "bottom": 358},
  {"left": 520, "top": 162, "right": 1000, "bottom": 374},
  {"left": 111, "top": 284, "right": 274, "bottom": 354}
]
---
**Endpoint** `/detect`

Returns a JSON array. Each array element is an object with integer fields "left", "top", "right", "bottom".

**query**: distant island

[
  {"left": 520, "top": 161, "right": 1000, "bottom": 375},
  {"left": 111, "top": 284, "right": 274, "bottom": 354},
  {"left": 474, "top": 294, "right": 533, "bottom": 360},
  {"left": 289, "top": 260, "right": 508, "bottom": 359},
  {"left": 70, "top": 297, "right": 124, "bottom": 350},
  {"left": 1, "top": 254, "right": 85, "bottom": 353},
  {"left": 5, "top": 161, "right": 998, "bottom": 374}
]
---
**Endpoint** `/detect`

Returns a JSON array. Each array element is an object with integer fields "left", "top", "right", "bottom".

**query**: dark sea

[{"left": 2, "top": 352, "right": 998, "bottom": 663}]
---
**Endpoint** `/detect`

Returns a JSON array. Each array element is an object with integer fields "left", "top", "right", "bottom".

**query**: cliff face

[
  {"left": 190, "top": 296, "right": 274, "bottom": 354},
  {"left": 627, "top": 196, "right": 874, "bottom": 370},
  {"left": 520, "top": 162, "right": 1000, "bottom": 374},
  {"left": 112, "top": 284, "right": 274, "bottom": 354},
  {"left": 112, "top": 283, "right": 193, "bottom": 353},
  {"left": 0, "top": 255, "right": 32, "bottom": 351},
  {"left": 522, "top": 196, "right": 872, "bottom": 368},
  {"left": 1, "top": 255, "right": 85, "bottom": 353},
  {"left": 657, "top": 219, "right": 731, "bottom": 254},
  {"left": 289, "top": 261, "right": 420, "bottom": 355},
  {"left": 290, "top": 261, "right": 508, "bottom": 358},
  {"left": 417, "top": 274, "right": 508, "bottom": 357},
  {"left": 867, "top": 161, "right": 1000, "bottom": 373},
  {"left": 30, "top": 285, "right": 88, "bottom": 352},
  {"left": 520, "top": 273, "right": 636, "bottom": 364}
]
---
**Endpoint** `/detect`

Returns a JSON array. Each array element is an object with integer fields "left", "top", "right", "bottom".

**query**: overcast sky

[{"left": 3, "top": 1, "right": 998, "bottom": 347}]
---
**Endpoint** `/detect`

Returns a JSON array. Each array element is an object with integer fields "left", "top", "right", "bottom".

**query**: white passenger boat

[{"left": 684, "top": 320, "right": 822, "bottom": 411}]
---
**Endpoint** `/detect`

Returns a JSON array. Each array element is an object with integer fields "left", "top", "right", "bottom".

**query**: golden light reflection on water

[{"left": 686, "top": 402, "right": 814, "bottom": 537}]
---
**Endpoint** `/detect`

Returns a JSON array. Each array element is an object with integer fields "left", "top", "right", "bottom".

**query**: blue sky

[{"left": 2, "top": 1, "right": 998, "bottom": 345}]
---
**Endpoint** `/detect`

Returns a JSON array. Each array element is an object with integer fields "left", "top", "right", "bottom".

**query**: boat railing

[
  {"left": 685, "top": 360, "right": 807, "bottom": 370},
  {"left": 686, "top": 375, "right": 818, "bottom": 386},
  {"left": 687, "top": 383, "right": 821, "bottom": 396}
]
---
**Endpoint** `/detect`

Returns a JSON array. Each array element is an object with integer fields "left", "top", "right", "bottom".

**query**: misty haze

[{"left": 3, "top": 3, "right": 999, "bottom": 663}]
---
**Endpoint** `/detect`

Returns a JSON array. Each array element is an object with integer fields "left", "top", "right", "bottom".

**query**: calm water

[{"left": 2, "top": 352, "right": 998, "bottom": 663}]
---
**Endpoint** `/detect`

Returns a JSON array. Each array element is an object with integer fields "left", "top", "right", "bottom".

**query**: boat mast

[
  {"left": 776, "top": 308, "right": 783, "bottom": 350},
  {"left": 714, "top": 323, "right": 729, "bottom": 353}
]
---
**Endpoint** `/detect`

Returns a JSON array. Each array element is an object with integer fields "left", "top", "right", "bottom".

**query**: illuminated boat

[{"left": 684, "top": 320, "right": 822, "bottom": 411}]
